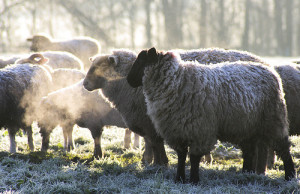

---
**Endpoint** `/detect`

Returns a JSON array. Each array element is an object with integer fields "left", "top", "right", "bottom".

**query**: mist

[{"left": 1, "top": 0, "right": 299, "bottom": 57}]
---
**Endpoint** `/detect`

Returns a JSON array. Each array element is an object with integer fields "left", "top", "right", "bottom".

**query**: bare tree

[
  {"left": 242, "top": 0, "right": 251, "bottom": 51},
  {"left": 162, "top": 0, "right": 184, "bottom": 48},
  {"left": 199, "top": 0, "right": 207, "bottom": 48}
]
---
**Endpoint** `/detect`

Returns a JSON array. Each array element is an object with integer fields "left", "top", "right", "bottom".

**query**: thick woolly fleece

[
  {"left": 127, "top": 49, "right": 295, "bottom": 182},
  {"left": 82, "top": 48, "right": 270, "bottom": 166},
  {"left": 274, "top": 64, "right": 300, "bottom": 136},
  {"left": 142, "top": 52, "right": 288, "bottom": 154},
  {"left": 0, "top": 63, "right": 52, "bottom": 152}
]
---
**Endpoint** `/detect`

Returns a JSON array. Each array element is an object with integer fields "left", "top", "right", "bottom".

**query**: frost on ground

[
  {"left": 0, "top": 123, "right": 299, "bottom": 193},
  {"left": 0, "top": 57, "right": 299, "bottom": 193}
]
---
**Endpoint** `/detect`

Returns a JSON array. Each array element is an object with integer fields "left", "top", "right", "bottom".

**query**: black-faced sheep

[
  {"left": 27, "top": 34, "right": 100, "bottom": 71},
  {"left": 38, "top": 80, "right": 127, "bottom": 158},
  {"left": 126, "top": 48, "right": 295, "bottom": 183},
  {"left": 0, "top": 61, "right": 52, "bottom": 153}
]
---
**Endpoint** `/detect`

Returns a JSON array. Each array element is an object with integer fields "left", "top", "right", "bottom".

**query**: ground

[{"left": 0, "top": 123, "right": 299, "bottom": 193}]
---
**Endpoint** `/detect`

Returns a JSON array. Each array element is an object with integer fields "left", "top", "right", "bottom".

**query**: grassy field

[
  {"left": 0, "top": 123, "right": 299, "bottom": 193},
  {"left": 0, "top": 56, "right": 299, "bottom": 193}
]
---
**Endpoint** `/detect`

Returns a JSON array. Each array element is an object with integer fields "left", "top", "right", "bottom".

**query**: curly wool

[
  {"left": 274, "top": 64, "right": 300, "bottom": 136},
  {"left": 0, "top": 63, "right": 52, "bottom": 152},
  {"left": 142, "top": 51, "right": 288, "bottom": 155}
]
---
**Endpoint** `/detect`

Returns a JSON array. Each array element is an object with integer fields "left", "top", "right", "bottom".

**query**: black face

[
  {"left": 127, "top": 50, "right": 148, "bottom": 88},
  {"left": 127, "top": 47, "right": 158, "bottom": 88}
]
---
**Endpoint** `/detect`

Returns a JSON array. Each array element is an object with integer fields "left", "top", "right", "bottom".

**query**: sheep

[
  {"left": 27, "top": 34, "right": 100, "bottom": 71},
  {"left": 37, "top": 80, "right": 127, "bottom": 158},
  {"left": 82, "top": 47, "right": 268, "bottom": 165},
  {"left": 0, "top": 56, "right": 20, "bottom": 68},
  {"left": 124, "top": 129, "right": 140, "bottom": 149},
  {"left": 83, "top": 51, "right": 169, "bottom": 165},
  {"left": 15, "top": 53, "right": 86, "bottom": 91},
  {"left": 126, "top": 47, "right": 295, "bottom": 183},
  {"left": 0, "top": 60, "right": 52, "bottom": 153},
  {"left": 260, "top": 63, "right": 300, "bottom": 169}
]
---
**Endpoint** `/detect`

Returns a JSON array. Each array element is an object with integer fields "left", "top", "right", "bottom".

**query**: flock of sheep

[{"left": 0, "top": 34, "right": 299, "bottom": 184}]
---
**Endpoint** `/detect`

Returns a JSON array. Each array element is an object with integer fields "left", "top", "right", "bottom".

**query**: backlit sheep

[
  {"left": 38, "top": 80, "right": 127, "bottom": 158},
  {"left": 126, "top": 47, "right": 295, "bottom": 183},
  {"left": 0, "top": 61, "right": 52, "bottom": 153},
  {"left": 27, "top": 34, "right": 100, "bottom": 71}
]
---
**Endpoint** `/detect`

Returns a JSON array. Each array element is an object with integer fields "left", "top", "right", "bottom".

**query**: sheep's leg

[
  {"left": 91, "top": 128, "right": 103, "bottom": 159},
  {"left": 133, "top": 133, "right": 140, "bottom": 148},
  {"left": 8, "top": 129, "right": 17, "bottom": 153},
  {"left": 25, "top": 127, "right": 34, "bottom": 151},
  {"left": 124, "top": 128, "right": 131, "bottom": 149},
  {"left": 241, "top": 141, "right": 256, "bottom": 173},
  {"left": 202, "top": 153, "right": 212, "bottom": 164},
  {"left": 67, "top": 126, "right": 74, "bottom": 151},
  {"left": 40, "top": 129, "right": 50, "bottom": 152},
  {"left": 62, "top": 127, "right": 68, "bottom": 152},
  {"left": 152, "top": 138, "right": 168, "bottom": 166},
  {"left": 190, "top": 154, "right": 202, "bottom": 184},
  {"left": 255, "top": 141, "right": 268, "bottom": 175},
  {"left": 142, "top": 137, "right": 153, "bottom": 164},
  {"left": 175, "top": 148, "right": 188, "bottom": 183},
  {"left": 267, "top": 148, "right": 275, "bottom": 169},
  {"left": 273, "top": 136, "right": 295, "bottom": 180}
]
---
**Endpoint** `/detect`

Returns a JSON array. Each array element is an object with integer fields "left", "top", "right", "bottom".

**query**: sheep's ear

[
  {"left": 89, "top": 57, "right": 95, "bottom": 62},
  {"left": 27, "top": 38, "right": 33, "bottom": 42},
  {"left": 108, "top": 55, "right": 118, "bottom": 66},
  {"left": 147, "top": 47, "right": 158, "bottom": 63}
]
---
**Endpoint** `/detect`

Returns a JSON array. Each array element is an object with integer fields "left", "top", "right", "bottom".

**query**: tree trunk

[
  {"left": 274, "top": 0, "right": 284, "bottom": 55},
  {"left": 285, "top": 0, "right": 293, "bottom": 56},
  {"left": 145, "top": 0, "right": 152, "bottom": 47},
  {"left": 242, "top": 0, "right": 251, "bottom": 51},
  {"left": 162, "top": 0, "right": 183, "bottom": 48},
  {"left": 199, "top": 0, "right": 207, "bottom": 48}
]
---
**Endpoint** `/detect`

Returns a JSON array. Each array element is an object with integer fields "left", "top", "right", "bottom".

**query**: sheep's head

[
  {"left": 83, "top": 54, "right": 123, "bottom": 91},
  {"left": 127, "top": 47, "right": 158, "bottom": 88},
  {"left": 27, "top": 35, "right": 52, "bottom": 52},
  {"left": 15, "top": 53, "right": 49, "bottom": 65}
]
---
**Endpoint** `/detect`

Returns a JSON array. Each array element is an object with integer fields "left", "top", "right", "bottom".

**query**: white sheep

[
  {"left": 15, "top": 53, "right": 86, "bottom": 91},
  {"left": 27, "top": 34, "right": 100, "bottom": 71},
  {"left": 126, "top": 47, "right": 295, "bottom": 183},
  {"left": 38, "top": 80, "right": 127, "bottom": 158}
]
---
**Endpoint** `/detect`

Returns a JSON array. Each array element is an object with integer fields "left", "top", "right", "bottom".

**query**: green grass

[{"left": 0, "top": 124, "right": 299, "bottom": 193}]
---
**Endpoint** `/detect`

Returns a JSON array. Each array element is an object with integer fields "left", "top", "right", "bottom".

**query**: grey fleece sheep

[
  {"left": 27, "top": 34, "right": 100, "bottom": 71},
  {"left": 83, "top": 50, "right": 168, "bottom": 165},
  {"left": 82, "top": 48, "right": 268, "bottom": 165},
  {"left": 126, "top": 47, "right": 295, "bottom": 183},
  {"left": 0, "top": 62, "right": 52, "bottom": 153},
  {"left": 274, "top": 64, "right": 300, "bottom": 136},
  {"left": 38, "top": 80, "right": 127, "bottom": 158}
]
